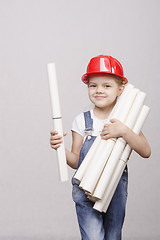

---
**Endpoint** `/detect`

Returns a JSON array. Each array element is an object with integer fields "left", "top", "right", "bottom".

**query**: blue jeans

[
  {"left": 72, "top": 111, "right": 128, "bottom": 240},
  {"left": 72, "top": 170, "right": 128, "bottom": 240}
]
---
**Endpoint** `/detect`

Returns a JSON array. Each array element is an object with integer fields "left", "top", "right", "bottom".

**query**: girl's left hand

[{"left": 100, "top": 119, "right": 126, "bottom": 140}]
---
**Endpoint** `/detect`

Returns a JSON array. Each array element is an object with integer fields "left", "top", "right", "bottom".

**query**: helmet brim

[{"left": 82, "top": 72, "right": 128, "bottom": 84}]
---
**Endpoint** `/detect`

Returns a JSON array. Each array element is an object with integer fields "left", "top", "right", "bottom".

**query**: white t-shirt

[{"left": 72, "top": 109, "right": 109, "bottom": 139}]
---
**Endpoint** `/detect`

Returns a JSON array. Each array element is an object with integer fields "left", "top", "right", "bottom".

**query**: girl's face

[{"left": 88, "top": 74, "right": 124, "bottom": 110}]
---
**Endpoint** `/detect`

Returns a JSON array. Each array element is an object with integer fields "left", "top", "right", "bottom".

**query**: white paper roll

[
  {"left": 74, "top": 135, "right": 101, "bottom": 182},
  {"left": 53, "top": 118, "right": 68, "bottom": 182},
  {"left": 79, "top": 138, "right": 116, "bottom": 194},
  {"left": 93, "top": 105, "right": 150, "bottom": 212},
  {"left": 116, "top": 88, "right": 139, "bottom": 122},
  {"left": 102, "top": 160, "right": 126, "bottom": 212},
  {"left": 133, "top": 105, "right": 150, "bottom": 134},
  {"left": 93, "top": 160, "right": 126, "bottom": 212},
  {"left": 120, "top": 105, "right": 150, "bottom": 163},
  {"left": 92, "top": 138, "right": 126, "bottom": 200},
  {"left": 109, "top": 84, "right": 134, "bottom": 119},
  {"left": 125, "top": 91, "right": 146, "bottom": 128},
  {"left": 47, "top": 63, "right": 68, "bottom": 182},
  {"left": 47, "top": 63, "right": 61, "bottom": 118}
]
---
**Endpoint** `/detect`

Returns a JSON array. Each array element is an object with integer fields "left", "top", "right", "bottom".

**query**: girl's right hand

[{"left": 50, "top": 130, "right": 67, "bottom": 150}]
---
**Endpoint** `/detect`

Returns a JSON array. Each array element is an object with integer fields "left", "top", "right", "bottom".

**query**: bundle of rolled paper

[{"left": 74, "top": 83, "right": 150, "bottom": 212}]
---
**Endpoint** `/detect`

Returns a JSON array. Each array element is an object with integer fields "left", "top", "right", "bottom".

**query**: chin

[{"left": 95, "top": 103, "right": 108, "bottom": 108}]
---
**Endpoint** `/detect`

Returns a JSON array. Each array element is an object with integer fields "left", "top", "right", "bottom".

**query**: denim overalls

[{"left": 72, "top": 111, "right": 128, "bottom": 240}]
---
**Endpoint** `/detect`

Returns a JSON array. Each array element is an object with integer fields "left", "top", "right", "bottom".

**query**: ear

[{"left": 117, "top": 85, "right": 125, "bottom": 96}]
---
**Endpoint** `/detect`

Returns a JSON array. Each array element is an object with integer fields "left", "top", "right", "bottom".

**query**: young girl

[{"left": 50, "top": 55, "right": 151, "bottom": 240}]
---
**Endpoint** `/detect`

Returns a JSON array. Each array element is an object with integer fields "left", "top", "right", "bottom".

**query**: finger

[
  {"left": 50, "top": 135, "right": 62, "bottom": 141},
  {"left": 104, "top": 123, "right": 110, "bottom": 127},
  {"left": 50, "top": 140, "right": 63, "bottom": 146},
  {"left": 50, "top": 139, "right": 63, "bottom": 146},
  {"left": 50, "top": 130, "right": 58, "bottom": 136},
  {"left": 101, "top": 130, "right": 110, "bottom": 136},
  {"left": 101, "top": 134, "right": 110, "bottom": 140},
  {"left": 102, "top": 126, "right": 109, "bottom": 133},
  {"left": 50, "top": 138, "right": 63, "bottom": 144},
  {"left": 63, "top": 132, "right": 67, "bottom": 136},
  {"left": 51, "top": 143, "right": 61, "bottom": 149}
]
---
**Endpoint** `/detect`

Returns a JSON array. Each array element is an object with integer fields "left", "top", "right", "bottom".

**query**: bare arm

[
  {"left": 50, "top": 130, "right": 83, "bottom": 169},
  {"left": 66, "top": 131, "right": 83, "bottom": 169},
  {"left": 121, "top": 129, "right": 151, "bottom": 158},
  {"left": 101, "top": 119, "right": 151, "bottom": 158}
]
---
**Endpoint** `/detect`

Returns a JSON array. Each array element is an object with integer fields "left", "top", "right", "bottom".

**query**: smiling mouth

[{"left": 94, "top": 95, "right": 106, "bottom": 99}]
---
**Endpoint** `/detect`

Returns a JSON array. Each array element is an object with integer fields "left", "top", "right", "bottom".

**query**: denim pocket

[{"left": 72, "top": 184, "right": 86, "bottom": 203}]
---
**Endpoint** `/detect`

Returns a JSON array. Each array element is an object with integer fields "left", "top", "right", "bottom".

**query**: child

[{"left": 50, "top": 55, "right": 151, "bottom": 240}]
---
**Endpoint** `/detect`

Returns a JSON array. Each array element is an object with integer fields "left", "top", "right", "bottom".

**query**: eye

[
  {"left": 89, "top": 84, "right": 96, "bottom": 88},
  {"left": 105, "top": 84, "right": 110, "bottom": 88}
]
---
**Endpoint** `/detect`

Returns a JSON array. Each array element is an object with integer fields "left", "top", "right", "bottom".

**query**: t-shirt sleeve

[{"left": 71, "top": 113, "right": 85, "bottom": 137}]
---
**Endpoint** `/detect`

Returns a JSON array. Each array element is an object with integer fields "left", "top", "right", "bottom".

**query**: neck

[
  {"left": 93, "top": 107, "right": 112, "bottom": 120},
  {"left": 93, "top": 102, "right": 116, "bottom": 120}
]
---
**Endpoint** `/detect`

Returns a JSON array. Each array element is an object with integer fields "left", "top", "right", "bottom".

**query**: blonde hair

[{"left": 112, "top": 75, "right": 125, "bottom": 86}]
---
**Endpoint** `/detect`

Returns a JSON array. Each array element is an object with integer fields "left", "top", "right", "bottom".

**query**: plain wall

[{"left": 0, "top": 0, "right": 159, "bottom": 239}]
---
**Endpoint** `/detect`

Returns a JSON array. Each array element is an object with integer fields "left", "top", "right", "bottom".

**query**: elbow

[{"left": 143, "top": 147, "right": 151, "bottom": 159}]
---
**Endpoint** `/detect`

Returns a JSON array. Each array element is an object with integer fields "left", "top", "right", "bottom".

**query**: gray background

[{"left": 0, "top": 0, "right": 159, "bottom": 239}]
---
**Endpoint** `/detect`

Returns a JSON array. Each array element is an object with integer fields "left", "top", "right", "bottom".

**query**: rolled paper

[
  {"left": 132, "top": 105, "right": 150, "bottom": 135},
  {"left": 94, "top": 160, "right": 126, "bottom": 212},
  {"left": 79, "top": 87, "right": 139, "bottom": 196},
  {"left": 92, "top": 138, "right": 126, "bottom": 200},
  {"left": 92, "top": 90, "right": 146, "bottom": 200},
  {"left": 124, "top": 91, "right": 146, "bottom": 128},
  {"left": 110, "top": 84, "right": 134, "bottom": 119},
  {"left": 74, "top": 84, "right": 134, "bottom": 183},
  {"left": 120, "top": 105, "right": 150, "bottom": 163},
  {"left": 115, "top": 88, "right": 139, "bottom": 122},
  {"left": 79, "top": 138, "right": 116, "bottom": 195},
  {"left": 47, "top": 63, "right": 61, "bottom": 118},
  {"left": 47, "top": 63, "right": 68, "bottom": 182},
  {"left": 93, "top": 105, "right": 150, "bottom": 212},
  {"left": 74, "top": 135, "right": 101, "bottom": 182},
  {"left": 102, "top": 161, "right": 126, "bottom": 212}
]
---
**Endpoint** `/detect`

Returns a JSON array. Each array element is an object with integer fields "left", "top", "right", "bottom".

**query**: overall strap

[{"left": 84, "top": 111, "right": 93, "bottom": 133}]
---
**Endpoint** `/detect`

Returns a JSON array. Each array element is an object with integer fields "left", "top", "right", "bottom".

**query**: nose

[{"left": 96, "top": 85, "right": 103, "bottom": 93}]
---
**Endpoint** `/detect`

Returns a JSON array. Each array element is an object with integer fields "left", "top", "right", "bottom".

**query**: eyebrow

[
  {"left": 88, "top": 81, "right": 112, "bottom": 85},
  {"left": 88, "top": 82, "right": 97, "bottom": 84}
]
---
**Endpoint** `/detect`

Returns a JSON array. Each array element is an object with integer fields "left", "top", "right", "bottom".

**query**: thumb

[{"left": 63, "top": 132, "right": 67, "bottom": 137}]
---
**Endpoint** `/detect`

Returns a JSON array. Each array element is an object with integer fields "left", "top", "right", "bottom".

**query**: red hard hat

[{"left": 82, "top": 55, "right": 128, "bottom": 84}]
